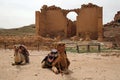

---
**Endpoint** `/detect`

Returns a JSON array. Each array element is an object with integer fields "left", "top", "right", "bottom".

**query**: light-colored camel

[{"left": 12, "top": 45, "right": 26, "bottom": 65}]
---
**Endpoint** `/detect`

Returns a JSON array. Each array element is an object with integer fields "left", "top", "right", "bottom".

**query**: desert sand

[{"left": 0, "top": 49, "right": 120, "bottom": 80}]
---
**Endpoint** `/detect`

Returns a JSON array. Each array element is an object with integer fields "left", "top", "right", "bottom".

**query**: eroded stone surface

[{"left": 35, "top": 3, "right": 103, "bottom": 41}]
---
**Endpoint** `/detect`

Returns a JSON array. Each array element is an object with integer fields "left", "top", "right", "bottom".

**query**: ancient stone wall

[
  {"left": 35, "top": 3, "right": 103, "bottom": 41},
  {"left": 36, "top": 5, "right": 67, "bottom": 38},
  {"left": 76, "top": 3, "right": 103, "bottom": 41},
  {"left": 45, "top": 9, "right": 67, "bottom": 38},
  {"left": 67, "top": 20, "right": 76, "bottom": 37}
]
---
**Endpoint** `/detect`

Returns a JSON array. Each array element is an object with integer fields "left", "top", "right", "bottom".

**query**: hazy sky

[{"left": 0, "top": 0, "right": 120, "bottom": 29}]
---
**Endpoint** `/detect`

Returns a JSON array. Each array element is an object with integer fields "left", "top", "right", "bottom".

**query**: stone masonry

[{"left": 35, "top": 3, "right": 103, "bottom": 41}]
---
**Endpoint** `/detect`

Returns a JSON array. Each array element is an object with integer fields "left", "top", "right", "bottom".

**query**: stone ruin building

[{"left": 35, "top": 3, "right": 103, "bottom": 41}]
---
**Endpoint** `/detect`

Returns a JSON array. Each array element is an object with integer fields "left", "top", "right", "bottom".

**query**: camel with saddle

[{"left": 41, "top": 42, "right": 70, "bottom": 75}]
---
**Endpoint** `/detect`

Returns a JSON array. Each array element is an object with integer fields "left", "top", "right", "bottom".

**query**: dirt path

[{"left": 0, "top": 49, "right": 120, "bottom": 80}]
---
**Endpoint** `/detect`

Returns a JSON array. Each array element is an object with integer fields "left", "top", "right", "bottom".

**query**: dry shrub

[{"left": 0, "top": 35, "right": 58, "bottom": 50}]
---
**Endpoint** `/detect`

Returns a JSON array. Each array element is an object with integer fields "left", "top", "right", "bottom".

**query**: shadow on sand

[{"left": 63, "top": 70, "right": 78, "bottom": 80}]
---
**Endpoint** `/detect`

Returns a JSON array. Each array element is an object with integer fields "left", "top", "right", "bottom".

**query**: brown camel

[{"left": 52, "top": 43, "right": 70, "bottom": 75}]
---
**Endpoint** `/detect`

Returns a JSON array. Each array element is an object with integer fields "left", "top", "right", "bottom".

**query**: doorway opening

[{"left": 66, "top": 12, "right": 78, "bottom": 37}]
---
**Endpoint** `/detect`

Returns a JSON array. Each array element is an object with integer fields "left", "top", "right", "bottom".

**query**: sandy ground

[{"left": 0, "top": 49, "right": 120, "bottom": 80}]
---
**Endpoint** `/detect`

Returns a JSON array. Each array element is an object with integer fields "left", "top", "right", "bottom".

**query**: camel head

[
  {"left": 56, "top": 42, "right": 65, "bottom": 53},
  {"left": 13, "top": 45, "right": 26, "bottom": 54}
]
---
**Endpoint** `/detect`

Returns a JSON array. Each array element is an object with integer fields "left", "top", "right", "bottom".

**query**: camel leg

[
  {"left": 41, "top": 61, "right": 47, "bottom": 68},
  {"left": 66, "top": 58, "right": 70, "bottom": 69},
  {"left": 52, "top": 66, "right": 59, "bottom": 74}
]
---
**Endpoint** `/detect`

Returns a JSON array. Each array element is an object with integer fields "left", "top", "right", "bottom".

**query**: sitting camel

[
  {"left": 12, "top": 45, "right": 29, "bottom": 65},
  {"left": 41, "top": 43, "right": 70, "bottom": 75},
  {"left": 51, "top": 43, "right": 70, "bottom": 75}
]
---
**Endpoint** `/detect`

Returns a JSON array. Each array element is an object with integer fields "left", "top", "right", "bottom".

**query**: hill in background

[{"left": 0, "top": 24, "right": 35, "bottom": 36}]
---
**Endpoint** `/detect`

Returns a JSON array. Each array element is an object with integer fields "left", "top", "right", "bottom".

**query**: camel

[
  {"left": 12, "top": 45, "right": 29, "bottom": 65},
  {"left": 52, "top": 43, "right": 70, "bottom": 75}
]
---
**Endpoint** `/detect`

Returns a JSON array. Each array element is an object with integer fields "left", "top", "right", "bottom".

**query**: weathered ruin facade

[{"left": 35, "top": 3, "right": 103, "bottom": 41}]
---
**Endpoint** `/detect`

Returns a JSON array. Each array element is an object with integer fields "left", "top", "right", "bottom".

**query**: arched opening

[
  {"left": 66, "top": 11, "right": 78, "bottom": 37},
  {"left": 66, "top": 11, "right": 78, "bottom": 21}
]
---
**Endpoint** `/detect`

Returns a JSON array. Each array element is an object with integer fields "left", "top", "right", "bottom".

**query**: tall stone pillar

[
  {"left": 35, "top": 10, "right": 46, "bottom": 37},
  {"left": 97, "top": 7, "right": 103, "bottom": 41},
  {"left": 64, "top": 14, "right": 68, "bottom": 38},
  {"left": 76, "top": 15, "right": 79, "bottom": 36},
  {"left": 35, "top": 11, "right": 40, "bottom": 36}
]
